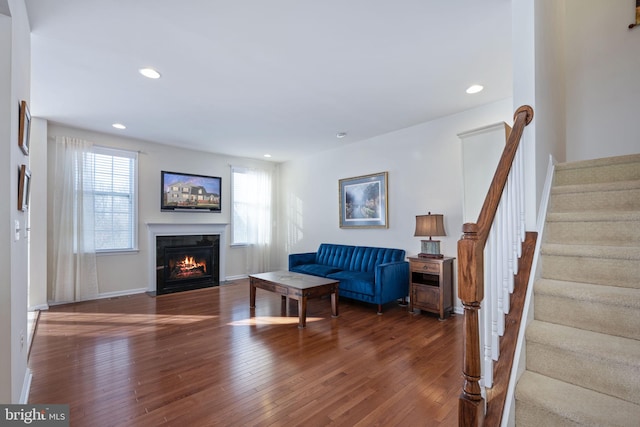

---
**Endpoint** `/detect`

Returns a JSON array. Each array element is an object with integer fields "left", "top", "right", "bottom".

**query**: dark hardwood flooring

[{"left": 28, "top": 279, "right": 463, "bottom": 426}]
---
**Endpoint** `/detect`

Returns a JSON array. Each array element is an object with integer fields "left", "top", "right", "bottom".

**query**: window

[
  {"left": 231, "top": 167, "right": 251, "bottom": 245},
  {"left": 87, "top": 146, "right": 138, "bottom": 252},
  {"left": 231, "top": 166, "right": 272, "bottom": 246}
]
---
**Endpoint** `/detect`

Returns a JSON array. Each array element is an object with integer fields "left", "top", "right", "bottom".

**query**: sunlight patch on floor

[
  {"left": 37, "top": 312, "right": 218, "bottom": 337},
  {"left": 227, "top": 316, "right": 323, "bottom": 326}
]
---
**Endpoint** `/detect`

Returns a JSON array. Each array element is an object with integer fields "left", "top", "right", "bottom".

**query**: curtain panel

[{"left": 51, "top": 136, "right": 99, "bottom": 302}]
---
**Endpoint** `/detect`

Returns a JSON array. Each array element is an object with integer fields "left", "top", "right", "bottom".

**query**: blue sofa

[{"left": 288, "top": 243, "right": 409, "bottom": 313}]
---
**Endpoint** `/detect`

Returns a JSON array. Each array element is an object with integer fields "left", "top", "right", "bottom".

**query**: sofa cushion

[
  {"left": 327, "top": 270, "right": 376, "bottom": 296},
  {"left": 348, "top": 246, "right": 405, "bottom": 272},
  {"left": 316, "top": 244, "right": 355, "bottom": 270},
  {"left": 291, "top": 264, "right": 342, "bottom": 277}
]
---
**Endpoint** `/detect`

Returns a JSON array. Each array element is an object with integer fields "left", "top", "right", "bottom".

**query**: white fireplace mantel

[{"left": 146, "top": 223, "right": 228, "bottom": 292}]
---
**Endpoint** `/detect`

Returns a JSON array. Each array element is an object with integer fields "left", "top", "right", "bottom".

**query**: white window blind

[{"left": 87, "top": 146, "right": 138, "bottom": 252}]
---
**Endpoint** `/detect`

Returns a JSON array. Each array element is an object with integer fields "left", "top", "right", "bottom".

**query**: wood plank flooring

[{"left": 28, "top": 279, "right": 463, "bottom": 426}]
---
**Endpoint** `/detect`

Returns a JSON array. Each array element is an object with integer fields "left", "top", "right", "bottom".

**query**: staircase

[{"left": 515, "top": 153, "right": 640, "bottom": 426}]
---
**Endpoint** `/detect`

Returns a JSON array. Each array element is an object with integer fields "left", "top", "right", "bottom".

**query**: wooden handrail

[{"left": 458, "top": 105, "right": 533, "bottom": 427}]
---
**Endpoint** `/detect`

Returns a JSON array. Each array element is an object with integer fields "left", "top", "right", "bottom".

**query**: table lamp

[{"left": 414, "top": 212, "right": 446, "bottom": 258}]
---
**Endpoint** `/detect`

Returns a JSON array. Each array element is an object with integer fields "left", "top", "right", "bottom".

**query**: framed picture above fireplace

[{"left": 161, "top": 170, "right": 222, "bottom": 212}]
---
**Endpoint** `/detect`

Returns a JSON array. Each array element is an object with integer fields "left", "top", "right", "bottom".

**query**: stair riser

[
  {"left": 549, "top": 189, "right": 640, "bottom": 212},
  {"left": 534, "top": 292, "right": 640, "bottom": 340},
  {"left": 541, "top": 255, "right": 640, "bottom": 289},
  {"left": 555, "top": 162, "right": 640, "bottom": 186},
  {"left": 515, "top": 402, "right": 580, "bottom": 427},
  {"left": 526, "top": 341, "right": 640, "bottom": 405},
  {"left": 544, "top": 221, "right": 640, "bottom": 246}
]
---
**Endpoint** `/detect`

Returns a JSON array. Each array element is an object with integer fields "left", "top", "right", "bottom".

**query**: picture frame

[
  {"left": 18, "top": 164, "right": 31, "bottom": 211},
  {"left": 18, "top": 100, "right": 31, "bottom": 156},
  {"left": 339, "top": 171, "right": 388, "bottom": 228}
]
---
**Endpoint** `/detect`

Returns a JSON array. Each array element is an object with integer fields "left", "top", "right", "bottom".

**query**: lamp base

[
  {"left": 418, "top": 252, "right": 444, "bottom": 259},
  {"left": 419, "top": 239, "right": 442, "bottom": 258}
]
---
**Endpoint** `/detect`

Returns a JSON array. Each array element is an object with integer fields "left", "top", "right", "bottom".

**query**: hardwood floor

[{"left": 28, "top": 279, "right": 463, "bottom": 426}]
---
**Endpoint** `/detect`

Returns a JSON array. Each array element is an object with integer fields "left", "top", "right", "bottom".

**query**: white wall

[
  {"left": 277, "top": 98, "right": 513, "bottom": 313},
  {"left": 45, "top": 123, "right": 277, "bottom": 298},
  {"left": 0, "top": 0, "right": 30, "bottom": 404},
  {"left": 565, "top": 0, "right": 640, "bottom": 161},
  {"left": 29, "top": 117, "right": 47, "bottom": 310}
]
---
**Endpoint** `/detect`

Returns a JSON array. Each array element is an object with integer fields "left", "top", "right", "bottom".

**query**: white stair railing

[{"left": 480, "top": 129, "right": 527, "bottom": 388}]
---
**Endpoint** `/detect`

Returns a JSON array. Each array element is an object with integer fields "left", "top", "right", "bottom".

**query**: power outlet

[{"left": 19, "top": 330, "right": 24, "bottom": 348}]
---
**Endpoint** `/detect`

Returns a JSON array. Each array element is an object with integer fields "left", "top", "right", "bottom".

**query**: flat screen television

[{"left": 161, "top": 170, "right": 222, "bottom": 212}]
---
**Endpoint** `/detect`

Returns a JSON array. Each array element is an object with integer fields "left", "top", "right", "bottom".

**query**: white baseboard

[
  {"left": 28, "top": 304, "right": 49, "bottom": 311},
  {"left": 224, "top": 275, "right": 248, "bottom": 282},
  {"left": 96, "top": 288, "right": 148, "bottom": 299},
  {"left": 20, "top": 368, "right": 32, "bottom": 404},
  {"left": 48, "top": 288, "right": 148, "bottom": 306}
]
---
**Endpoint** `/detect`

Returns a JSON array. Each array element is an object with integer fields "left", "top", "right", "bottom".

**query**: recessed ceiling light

[
  {"left": 336, "top": 132, "right": 347, "bottom": 139},
  {"left": 112, "top": 123, "right": 126, "bottom": 130},
  {"left": 263, "top": 154, "right": 272, "bottom": 158},
  {"left": 139, "top": 67, "right": 161, "bottom": 79},
  {"left": 466, "top": 84, "right": 484, "bottom": 94}
]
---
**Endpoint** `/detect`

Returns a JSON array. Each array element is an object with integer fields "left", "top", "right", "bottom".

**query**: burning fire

[{"left": 178, "top": 255, "right": 207, "bottom": 273}]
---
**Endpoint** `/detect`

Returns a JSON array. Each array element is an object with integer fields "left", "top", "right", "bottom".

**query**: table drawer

[{"left": 411, "top": 261, "right": 440, "bottom": 274}]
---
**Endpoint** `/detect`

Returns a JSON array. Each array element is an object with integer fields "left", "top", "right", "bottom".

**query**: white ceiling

[{"left": 25, "top": 0, "right": 513, "bottom": 163}]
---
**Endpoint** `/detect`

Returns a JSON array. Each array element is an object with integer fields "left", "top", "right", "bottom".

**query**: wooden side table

[{"left": 407, "top": 256, "right": 454, "bottom": 320}]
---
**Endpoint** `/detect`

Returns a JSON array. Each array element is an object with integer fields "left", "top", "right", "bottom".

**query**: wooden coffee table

[{"left": 249, "top": 271, "right": 339, "bottom": 328}]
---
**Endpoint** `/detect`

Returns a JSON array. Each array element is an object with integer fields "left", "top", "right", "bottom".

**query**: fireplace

[
  {"left": 155, "top": 234, "right": 220, "bottom": 295},
  {"left": 147, "top": 223, "right": 227, "bottom": 295}
]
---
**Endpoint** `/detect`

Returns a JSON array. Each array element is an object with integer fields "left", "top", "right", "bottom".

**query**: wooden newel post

[{"left": 458, "top": 224, "right": 485, "bottom": 427}]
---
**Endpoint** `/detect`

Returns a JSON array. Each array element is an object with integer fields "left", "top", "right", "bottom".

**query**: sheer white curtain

[
  {"left": 51, "top": 136, "right": 99, "bottom": 302},
  {"left": 247, "top": 167, "right": 273, "bottom": 273}
]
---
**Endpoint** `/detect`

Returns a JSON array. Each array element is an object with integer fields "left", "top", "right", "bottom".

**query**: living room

[{"left": 2, "top": 0, "right": 639, "bottom": 423}]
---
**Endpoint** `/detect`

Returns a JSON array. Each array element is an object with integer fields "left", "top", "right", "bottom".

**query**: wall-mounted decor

[
  {"left": 18, "top": 100, "right": 31, "bottom": 155},
  {"left": 339, "top": 171, "right": 388, "bottom": 228},
  {"left": 630, "top": 0, "right": 640, "bottom": 28},
  {"left": 18, "top": 164, "right": 31, "bottom": 211},
  {"left": 161, "top": 170, "right": 222, "bottom": 212}
]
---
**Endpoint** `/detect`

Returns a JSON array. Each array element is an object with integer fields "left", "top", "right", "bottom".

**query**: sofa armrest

[
  {"left": 288, "top": 252, "right": 317, "bottom": 270},
  {"left": 375, "top": 261, "right": 410, "bottom": 301}
]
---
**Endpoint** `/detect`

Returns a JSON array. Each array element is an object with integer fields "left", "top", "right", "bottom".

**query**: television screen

[{"left": 161, "top": 171, "right": 221, "bottom": 212}]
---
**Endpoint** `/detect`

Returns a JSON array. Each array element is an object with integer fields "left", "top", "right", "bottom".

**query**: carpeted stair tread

[
  {"left": 555, "top": 153, "right": 640, "bottom": 170},
  {"left": 534, "top": 279, "right": 640, "bottom": 340},
  {"left": 540, "top": 243, "right": 640, "bottom": 288},
  {"left": 549, "top": 180, "right": 640, "bottom": 212},
  {"left": 526, "top": 320, "right": 640, "bottom": 405},
  {"left": 535, "top": 279, "right": 640, "bottom": 309},
  {"left": 515, "top": 371, "right": 640, "bottom": 427},
  {"left": 541, "top": 243, "right": 640, "bottom": 260},
  {"left": 551, "top": 179, "right": 640, "bottom": 194},
  {"left": 554, "top": 153, "right": 640, "bottom": 186},
  {"left": 544, "top": 213, "right": 640, "bottom": 246},
  {"left": 546, "top": 210, "right": 640, "bottom": 222}
]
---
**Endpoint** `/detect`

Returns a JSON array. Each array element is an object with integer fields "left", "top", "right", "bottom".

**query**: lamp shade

[{"left": 414, "top": 213, "right": 446, "bottom": 238}]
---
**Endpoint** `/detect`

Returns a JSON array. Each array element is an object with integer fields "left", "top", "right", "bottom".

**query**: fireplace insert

[{"left": 155, "top": 234, "right": 220, "bottom": 295}]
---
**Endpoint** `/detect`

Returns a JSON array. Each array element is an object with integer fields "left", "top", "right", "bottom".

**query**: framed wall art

[
  {"left": 18, "top": 100, "right": 31, "bottom": 155},
  {"left": 18, "top": 164, "right": 31, "bottom": 211},
  {"left": 339, "top": 171, "right": 388, "bottom": 228},
  {"left": 630, "top": 0, "right": 640, "bottom": 28}
]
